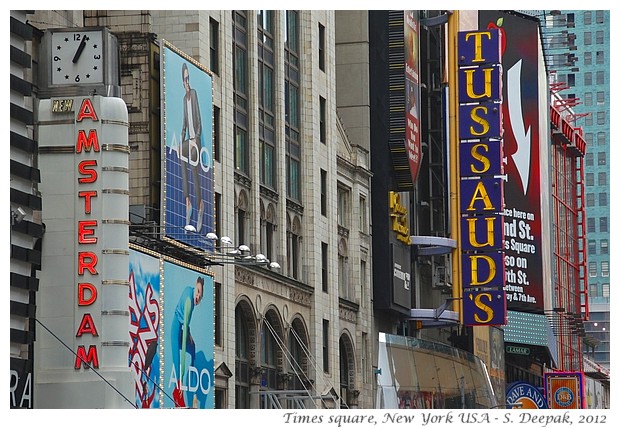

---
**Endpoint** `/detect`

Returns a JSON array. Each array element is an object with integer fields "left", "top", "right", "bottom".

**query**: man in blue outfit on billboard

[
  {"left": 180, "top": 62, "right": 205, "bottom": 233},
  {"left": 171, "top": 276, "right": 204, "bottom": 407}
]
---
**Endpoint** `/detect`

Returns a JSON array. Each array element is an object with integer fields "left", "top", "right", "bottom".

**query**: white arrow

[{"left": 507, "top": 59, "right": 531, "bottom": 195}]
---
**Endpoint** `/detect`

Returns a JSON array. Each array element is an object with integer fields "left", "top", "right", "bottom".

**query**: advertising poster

[
  {"left": 479, "top": 12, "right": 544, "bottom": 312},
  {"left": 161, "top": 41, "right": 214, "bottom": 250},
  {"left": 544, "top": 371, "right": 585, "bottom": 409},
  {"left": 128, "top": 249, "right": 161, "bottom": 408},
  {"left": 404, "top": 10, "right": 421, "bottom": 183},
  {"left": 162, "top": 260, "right": 214, "bottom": 408}
]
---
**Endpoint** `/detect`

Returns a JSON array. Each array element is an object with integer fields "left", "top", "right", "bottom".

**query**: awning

[{"left": 503, "top": 311, "right": 558, "bottom": 367}]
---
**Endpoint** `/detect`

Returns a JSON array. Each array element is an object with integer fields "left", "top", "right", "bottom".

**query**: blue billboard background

[
  {"left": 162, "top": 42, "right": 214, "bottom": 251},
  {"left": 162, "top": 260, "right": 214, "bottom": 408},
  {"left": 128, "top": 249, "right": 161, "bottom": 408}
]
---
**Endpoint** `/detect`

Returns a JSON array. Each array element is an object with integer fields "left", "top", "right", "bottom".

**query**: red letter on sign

[
  {"left": 78, "top": 220, "right": 98, "bottom": 244},
  {"left": 78, "top": 283, "right": 98, "bottom": 306},
  {"left": 75, "top": 345, "right": 100, "bottom": 369},
  {"left": 76, "top": 98, "right": 98, "bottom": 122},
  {"left": 78, "top": 190, "right": 97, "bottom": 213},
  {"left": 78, "top": 252, "right": 98, "bottom": 275},
  {"left": 78, "top": 160, "right": 98, "bottom": 183},
  {"left": 76, "top": 130, "right": 100, "bottom": 153},
  {"left": 76, "top": 313, "right": 99, "bottom": 337}
]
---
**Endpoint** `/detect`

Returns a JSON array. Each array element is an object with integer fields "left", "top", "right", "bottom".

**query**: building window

[
  {"left": 584, "top": 72, "right": 592, "bottom": 86},
  {"left": 584, "top": 52, "right": 592, "bottom": 66},
  {"left": 320, "top": 96, "right": 326, "bottom": 143},
  {"left": 598, "top": 151, "right": 606, "bottom": 165},
  {"left": 215, "top": 192, "right": 222, "bottom": 240},
  {"left": 598, "top": 172, "right": 607, "bottom": 186},
  {"left": 360, "top": 259, "right": 367, "bottom": 308},
  {"left": 596, "top": 10, "right": 604, "bottom": 24},
  {"left": 584, "top": 31, "right": 592, "bottom": 44},
  {"left": 597, "top": 92, "right": 605, "bottom": 105},
  {"left": 260, "top": 320, "right": 278, "bottom": 400},
  {"left": 600, "top": 217, "right": 607, "bottom": 232},
  {"left": 596, "top": 30, "right": 604, "bottom": 44},
  {"left": 589, "top": 262, "right": 597, "bottom": 277},
  {"left": 602, "top": 283, "right": 610, "bottom": 298},
  {"left": 585, "top": 132, "right": 593, "bottom": 143},
  {"left": 597, "top": 111, "right": 605, "bottom": 125},
  {"left": 322, "top": 319, "right": 329, "bottom": 372},
  {"left": 285, "top": 10, "right": 301, "bottom": 203},
  {"left": 321, "top": 169, "right": 327, "bottom": 216},
  {"left": 210, "top": 18, "right": 219, "bottom": 75},
  {"left": 359, "top": 194, "right": 368, "bottom": 234},
  {"left": 322, "top": 241, "right": 328, "bottom": 292},
  {"left": 588, "top": 217, "right": 596, "bottom": 233},
  {"left": 584, "top": 11, "right": 592, "bottom": 25},
  {"left": 337, "top": 185, "right": 350, "bottom": 229},
  {"left": 586, "top": 173, "right": 594, "bottom": 186},
  {"left": 596, "top": 51, "right": 604, "bottom": 64},
  {"left": 597, "top": 131, "right": 606, "bottom": 144},
  {"left": 213, "top": 105, "right": 221, "bottom": 162},
  {"left": 584, "top": 92, "right": 592, "bottom": 106},
  {"left": 585, "top": 152, "right": 593, "bottom": 166},
  {"left": 585, "top": 115, "right": 593, "bottom": 126},
  {"left": 237, "top": 206, "right": 246, "bottom": 246},
  {"left": 567, "top": 73, "right": 575, "bottom": 87},
  {"left": 338, "top": 251, "right": 350, "bottom": 300},
  {"left": 601, "top": 261, "right": 609, "bottom": 277},
  {"left": 287, "top": 216, "right": 301, "bottom": 280},
  {"left": 215, "top": 282, "right": 222, "bottom": 346},
  {"left": 586, "top": 193, "right": 595, "bottom": 207},
  {"left": 235, "top": 126, "right": 248, "bottom": 173},
  {"left": 259, "top": 10, "right": 276, "bottom": 191},
  {"left": 362, "top": 332, "right": 369, "bottom": 383},
  {"left": 596, "top": 71, "right": 605, "bottom": 85},
  {"left": 600, "top": 239, "right": 608, "bottom": 255},
  {"left": 589, "top": 283, "right": 599, "bottom": 299},
  {"left": 599, "top": 192, "right": 607, "bottom": 206},
  {"left": 235, "top": 308, "right": 250, "bottom": 409},
  {"left": 588, "top": 240, "right": 597, "bottom": 254},
  {"left": 319, "top": 23, "right": 326, "bottom": 72},
  {"left": 233, "top": 11, "right": 249, "bottom": 175}
]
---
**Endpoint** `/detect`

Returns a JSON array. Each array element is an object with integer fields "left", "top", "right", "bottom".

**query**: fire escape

[
  {"left": 548, "top": 77, "right": 589, "bottom": 373},
  {"left": 543, "top": 11, "right": 590, "bottom": 372}
]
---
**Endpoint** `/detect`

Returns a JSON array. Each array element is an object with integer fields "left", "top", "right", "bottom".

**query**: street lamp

[{"left": 195, "top": 230, "right": 281, "bottom": 270}]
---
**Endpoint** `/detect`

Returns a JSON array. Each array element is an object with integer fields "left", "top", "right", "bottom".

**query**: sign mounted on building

[
  {"left": 38, "top": 94, "right": 132, "bottom": 407},
  {"left": 161, "top": 40, "right": 214, "bottom": 251},
  {"left": 479, "top": 12, "right": 545, "bottom": 313},
  {"left": 544, "top": 372, "right": 585, "bottom": 409},
  {"left": 457, "top": 28, "right": 506, "bottom": 326}
]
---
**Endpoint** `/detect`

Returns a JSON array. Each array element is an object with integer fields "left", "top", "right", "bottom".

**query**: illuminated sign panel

[
  {"left": 74, "top": 98, "right": 102, "bottom": 369},
  {"left": 129, "top": 249, "right": 161, "bottom": 408},
  {"left": 161, "top": 41, "right": 214, "bottom": 250},
  {"left": 458, "top": 29, "right": 506, "bottom": 326},
  {"left": 162, "top": 261, "right": 215, "bottom": 408},
  {"left": 479, "top": 12, "right": 544, "bottom": 312}
]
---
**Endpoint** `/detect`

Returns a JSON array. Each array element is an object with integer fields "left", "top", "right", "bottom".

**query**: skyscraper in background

[{"left": 542, "top": 10, "right": 610, "bottom": 370}]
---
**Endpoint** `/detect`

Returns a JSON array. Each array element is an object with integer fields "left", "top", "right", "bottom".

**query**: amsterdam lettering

[
  {"left": 458, "top": 29, "right": 506, "bottom": 326},
  {"left": 75, "top": 98, "right": 101, "bottom": 369}
]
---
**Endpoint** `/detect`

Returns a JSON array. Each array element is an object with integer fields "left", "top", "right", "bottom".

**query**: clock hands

[{"left": 72, "top": 35, "right": 87, "bottom": 64}]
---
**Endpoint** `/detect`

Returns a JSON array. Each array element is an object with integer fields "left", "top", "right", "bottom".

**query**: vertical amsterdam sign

[{"left": 458, "top": 29, "right": 507, "bottom": 326}]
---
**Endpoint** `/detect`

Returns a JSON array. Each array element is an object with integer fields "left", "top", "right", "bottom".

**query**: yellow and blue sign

[{"left": 458, "top": 28, "right": 506, "bottom": 326}]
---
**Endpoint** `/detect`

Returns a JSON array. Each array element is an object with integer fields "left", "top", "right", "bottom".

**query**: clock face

[{"left": 51, "top": 30, "right": 104, "bottom": 85}]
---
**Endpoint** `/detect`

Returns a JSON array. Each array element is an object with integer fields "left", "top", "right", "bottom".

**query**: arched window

[{"left": 235, "top": 307, "right": 250, "bottom": 409}]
